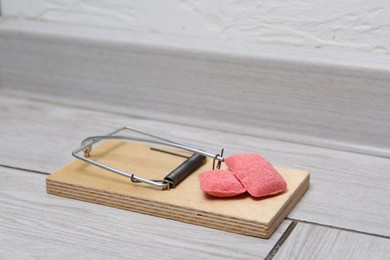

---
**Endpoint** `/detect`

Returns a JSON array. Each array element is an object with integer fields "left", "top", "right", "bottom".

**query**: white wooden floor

[{"left": 1, "top": 91, "right": 389, "bottom": 259}]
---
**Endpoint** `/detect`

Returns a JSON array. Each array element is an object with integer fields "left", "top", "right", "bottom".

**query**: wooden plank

[
  {"left": 1, "top": 19, "right": 389, "bottom": 157},
  {"left": 0, "top": 166, "right": 289, "bottom": 258},
  {"left": 0, "top": 93, "right": 389, "bottom": 237},
  {"left": 274, "top": 223, "right": 390, "bottom": 260},
  {"left": 47, "top": 141, "right": 309, "bottom": 238}
]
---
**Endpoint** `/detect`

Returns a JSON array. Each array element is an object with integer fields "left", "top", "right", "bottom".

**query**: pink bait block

[
  {"left": 198, "top": 169, "right": 247, "bottom": 197},
  {"left": 225, "top": 154, "right": 287, "bottom": 197}
]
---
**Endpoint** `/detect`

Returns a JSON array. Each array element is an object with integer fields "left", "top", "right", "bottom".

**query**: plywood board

[{"left": 47, "top": 141, "right": 309, "bottom": 238}]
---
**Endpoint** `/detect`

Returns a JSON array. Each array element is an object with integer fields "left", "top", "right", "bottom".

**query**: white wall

[{"left": 2, "top": 0, "right": 390, "bottom": 55}]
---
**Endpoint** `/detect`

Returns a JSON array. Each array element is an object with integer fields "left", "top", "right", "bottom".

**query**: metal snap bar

[{"left": 72, "top": 126, "right": 225, "bottom": 190}]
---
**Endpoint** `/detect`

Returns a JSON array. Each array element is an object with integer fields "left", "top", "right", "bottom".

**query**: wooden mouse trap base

[{"left": 46, "top": 141, "right": 310, "bottom": 238}]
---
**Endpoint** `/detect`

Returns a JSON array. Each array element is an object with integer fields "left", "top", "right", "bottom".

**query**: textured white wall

[{"left": 2, "top": 0, "right": 390, "bottom": 55}]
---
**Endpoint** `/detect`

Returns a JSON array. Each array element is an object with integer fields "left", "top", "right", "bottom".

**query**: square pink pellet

[
  {"left": 198, "top": 169, "right": 246, "bottom": 197},
  {"left": 225, "top": 154, "right": 287, "bottom": 197}
]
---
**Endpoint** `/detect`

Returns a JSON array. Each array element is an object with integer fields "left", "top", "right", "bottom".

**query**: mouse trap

[{"left": 46, "top": 126, "right": 310, "bottom": 238}]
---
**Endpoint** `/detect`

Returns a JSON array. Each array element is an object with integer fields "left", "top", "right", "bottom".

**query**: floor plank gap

[
  {"left": 265, "top": 221, "right": 298, "bottom": 260},
  {"left": 288, "top": 218, "right": 390, "bottom": 240},
  {"left": 0, "top": 164, "right": 49, "bottom": 175}
]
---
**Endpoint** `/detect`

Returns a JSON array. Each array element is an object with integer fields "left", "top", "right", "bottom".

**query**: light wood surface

[
  {"left": 1, "top": 93, "right": 389, "bottom": 238},
  {"left": 1, "top": 19, "right": 389, "bottom": 157},
  {"left": 47, "top": 142, "right": 309, "bottom": 238},
  {"left": 1, "top": 19, "right": 390, "bottom": 258},
  {"left": 1, "top": 93, "right": 390, "bottom": 258},
  {"left": 0, "top": 166, "right": 290, "bottom": 259},
  {"left": 274, "top": 223, "right": 390, "bottom": 260}
]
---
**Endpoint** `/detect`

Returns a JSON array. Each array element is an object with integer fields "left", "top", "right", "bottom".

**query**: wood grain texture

[
  {"left": 0, "top": 166, "right": 289, "bottom": 259},
  {"left": 274, "top": 223, "right": 390, "bottom": 260},
  {"left": 47, "top": 141, "right": 309, "bottom": 238},
  {"left": 0, "top": 19, "right": 389, "bottom": 157},
  {"left": 0, "top": 93, "right": 389, "bottom": 238}
]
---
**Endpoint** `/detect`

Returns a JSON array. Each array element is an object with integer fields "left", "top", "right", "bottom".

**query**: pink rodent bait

[
  {"left": 225, "top": 154, "right": 287, "bottom": 197},
  {"left": 198, "top": 169, "right": 246, "bottom": 197}
]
